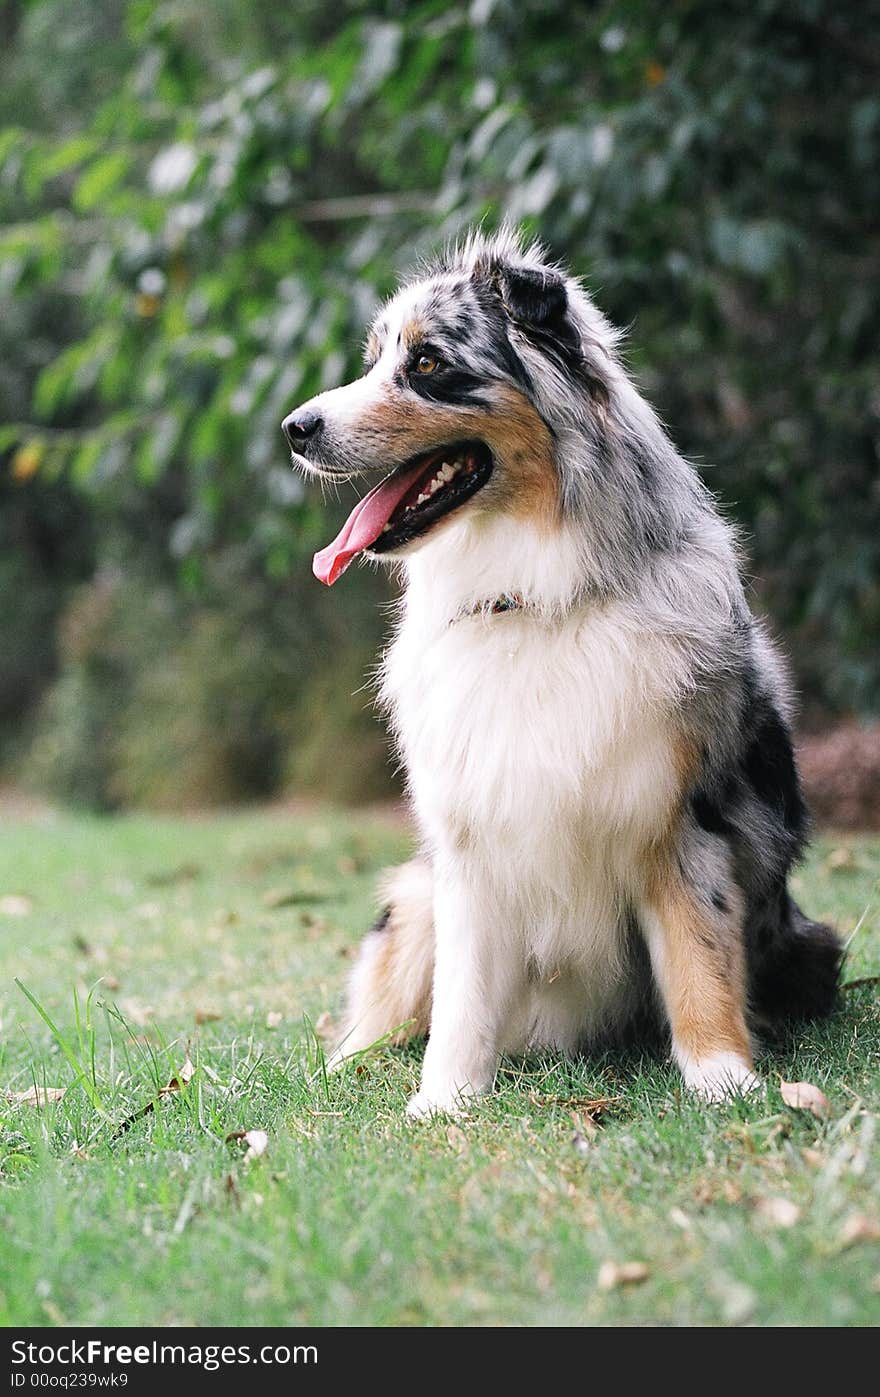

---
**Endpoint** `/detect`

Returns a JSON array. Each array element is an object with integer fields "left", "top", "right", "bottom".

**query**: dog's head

[{"left": 282, "top": 228, "right": 613, "bottom": 585}]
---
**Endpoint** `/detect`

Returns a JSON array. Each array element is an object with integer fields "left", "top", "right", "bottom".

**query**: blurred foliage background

[{"left": 1, "top": 0, "right": 878, "bottom": 810}]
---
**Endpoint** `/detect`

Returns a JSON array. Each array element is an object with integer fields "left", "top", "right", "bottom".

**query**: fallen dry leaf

[
  {"left": 243, "top": 1129, "right": 269, "bottom": 1161},
  {"left": 263, "top": 885, "right": 329, "bottom": 909},
  {"left": 780, "top": 1079, "right": 830, "bottom": 1118},
  {"left": 842, "top": 975, "right": 880, "bottom": 993},
  {"left": 838, "top": 1214, "right": 880, "bottom": 1250},
  {"left": 801, "top": 1147, "right": 825, "bottom": 1168},
  {"left": 597, "top": 1260, "right": 650, "bottom": 1291},
  {"left": 146, "top": 863, "right": 201, "bottom": 887},
  {"left": 825, "top": 846, "right": 855, "bottom": 873},
  {"left": 102, "top": 974, "right": 120, "bottom": 992},
  {"left": 159, "top": 1053, "right": 194, "bottom": 1095},
  {"left": 571, "top": 1108, "right": 600, "bottom": 1138},
  {"left": 446, "top": 1124, "right": 469, "bottom": 1155},
  {"left": 755, "top": 1196, "right": 801, "bottom": 1228},
  {"left": 6, "top": 1085, "right": 66, "bottom": 1107},
  {"left": 265, "top": 1011, "right": 283, "bottom": 1030},
  {"left": 119, "top": 998, "right": 155, "bottom": 1027},
  {"left": 111, "top": 1052, "right": 194, "bottom": 1138},
  {"left": 226, "top": 1128, "right": 269, "bottom": 1162},
  {"left": 0, "top": 894, "right": 33, "bottom": 916},
  {"left": 195, "top": 1008, "right": 222, "bottom": 1025}
]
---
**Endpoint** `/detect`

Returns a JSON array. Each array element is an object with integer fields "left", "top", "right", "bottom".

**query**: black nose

[{"left": 282, "top": 409, "right": 323, "bottom": 447}]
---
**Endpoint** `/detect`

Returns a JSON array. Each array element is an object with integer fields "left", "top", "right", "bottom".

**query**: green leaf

[{"left": 73, "top": 151, "right": 131, "bottom": 213}]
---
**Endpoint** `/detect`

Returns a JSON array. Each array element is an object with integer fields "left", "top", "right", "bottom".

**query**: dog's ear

[
  {"left": 478, "top": 251, "right": 609, "bottom": 410},
  {"left": 494, "top": 263, "right": 569, "bottom": 330}
]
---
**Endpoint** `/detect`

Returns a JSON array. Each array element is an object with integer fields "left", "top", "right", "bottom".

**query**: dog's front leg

[
  {"left": 639, "top": 859, "right": 758, "bottom": 1101},
  {"left": 407, "top": 862, "right": 519, "bottom": 1119}
]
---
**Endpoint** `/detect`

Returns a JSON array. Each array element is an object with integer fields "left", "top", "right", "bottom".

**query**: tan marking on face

[
  {"left": 321, "top": 377, "right": 560, "bottom": 532},
  {"left": 644, "top": 837, "right": 751, "bottom": 1065},
  {"left": 456, "top": 384, "right": 560, "bottom": 531},
  {"left": 401, "top": 318, "right": 427, "bottom": 354}
]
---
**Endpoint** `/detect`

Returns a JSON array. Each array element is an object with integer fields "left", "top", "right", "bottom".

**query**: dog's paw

[
  {"left": 405, "top": 1090, "right": 470, "bottom": 1121},
  {"left": 683, "top": 1052, "right": 761, "bottom": 1103}
]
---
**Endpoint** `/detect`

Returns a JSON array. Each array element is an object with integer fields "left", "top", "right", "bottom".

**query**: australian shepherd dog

[{"left": 283, "top": 227, "right": 842, "bottom": 1117}]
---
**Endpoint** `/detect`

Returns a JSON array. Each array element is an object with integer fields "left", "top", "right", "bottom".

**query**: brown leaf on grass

[
  {"left": 825, "top": 846, "right": 855, "bottom": 873},
  {"left": 780, "top": 1079, "right": 830, "bottom": 1118},
  {"left": 755, "top": 1196, "right": 801, "bottom": 1228},
  {"left": 146, "top": 862, "right": 202, "bottom": 887},
  {"left": 694, "top": 1177, "right": 742, "bottom": 1206},
  {"left": 263, "top": 885, "right": 329, "bottom": 909},
  {"left": 159, "top": 1053, "right": 194, "bottom": 1096},
  {"left": 111, "top": 1051, "right": 194, "bottom": 1139},
  {"left": 119, "top": 998, "right": 155, "bottom": 1027},
  {"left": 571, "top": 1108, "right": 600, "bottom": 1138},
  {"left": 446, "top": 1124, "right": 469, "bottom": 1155},
  {"left": 842, "top": 976, "right": 880, "bottom": 993},
  {"left": 6, "top": 1085, "right": 66, "bottom": 1107},
  {"left": 838, "top": 1214, "right": 880, "bottom": 1250},
  {"left": 0, "top": 894, "right": 33, "bottom": 916},
  {"left": 195, "top": 1008, "right": 222, "bottom": 1025},
  {"left": 226, "top": 1128, "right": 269, "bottom": 1162},
  {"left": 102, "top": 975, "right": 120, "bottom": 992},
  {"left": 801, "top": 1147, "right": 825, "bottom": 1168},
  {"left": 597, "top": 1260, "right": 650, "bottom": 1291},
  {"left": 560, "top": 1094, "right": 621, "bottom": 1115}
]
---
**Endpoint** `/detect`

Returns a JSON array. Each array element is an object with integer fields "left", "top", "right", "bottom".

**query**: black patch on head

[
  {"left": 498, "top": 264, "right": 569, "bottom": 328},
  {"left": 406, "top": 362, "right": 492, "bottom": 409},
  {"left": 478, "top": 258, "right": 610, "bottom": 409},
  {"left": 711, "top": 890, "right": 729, "bottom": 914}
]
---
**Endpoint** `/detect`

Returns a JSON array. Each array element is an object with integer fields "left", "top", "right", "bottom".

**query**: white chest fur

[
  {"left": 383, "top": 589, "right": 684, "bottom": 1025},
  {"left": 384, "top": 596, "right": 681, "bottom": 851}
]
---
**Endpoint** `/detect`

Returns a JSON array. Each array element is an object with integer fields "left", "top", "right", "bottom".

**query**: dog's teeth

[
  {"left": 416, "top": 493, "right": 428, "bottom": 504},
  {"left": 382, "top": 523, "right": 391, "bottom": 532}
]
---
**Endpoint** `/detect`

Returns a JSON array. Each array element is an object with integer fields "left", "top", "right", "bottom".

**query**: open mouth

[{"left": 312, "top": 441, "right": 493, "bottom": 586}]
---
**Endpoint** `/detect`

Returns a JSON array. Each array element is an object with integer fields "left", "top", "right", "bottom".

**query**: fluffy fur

[{"left": 284, "top": 227, "right": 842, "bottom": 1116}]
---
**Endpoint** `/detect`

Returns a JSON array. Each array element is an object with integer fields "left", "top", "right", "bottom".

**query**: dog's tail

[
  {"left": 332, "top": 859, "right": 435, "bottom": 1061},
  {"left": 750, "top": 890, "right": 843, "bottom": 1027}
]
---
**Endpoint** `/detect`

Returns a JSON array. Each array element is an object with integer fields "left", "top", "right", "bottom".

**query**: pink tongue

[{"left": 313, "top": 460, "right": 432, "bottom": 585}]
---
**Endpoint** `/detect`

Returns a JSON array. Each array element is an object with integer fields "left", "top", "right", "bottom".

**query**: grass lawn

[{"left": 0, "top": 800, "right": 878, "bottom": 1327}]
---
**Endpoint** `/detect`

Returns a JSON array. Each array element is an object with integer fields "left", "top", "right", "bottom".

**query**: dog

[{"left": 282, "top": 227, "right": 842, "bottom": 1117}]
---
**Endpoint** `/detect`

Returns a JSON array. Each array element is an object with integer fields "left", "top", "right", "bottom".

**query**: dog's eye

[{"left": 414, "top": 353, "right": 440, "bottom": 376}]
